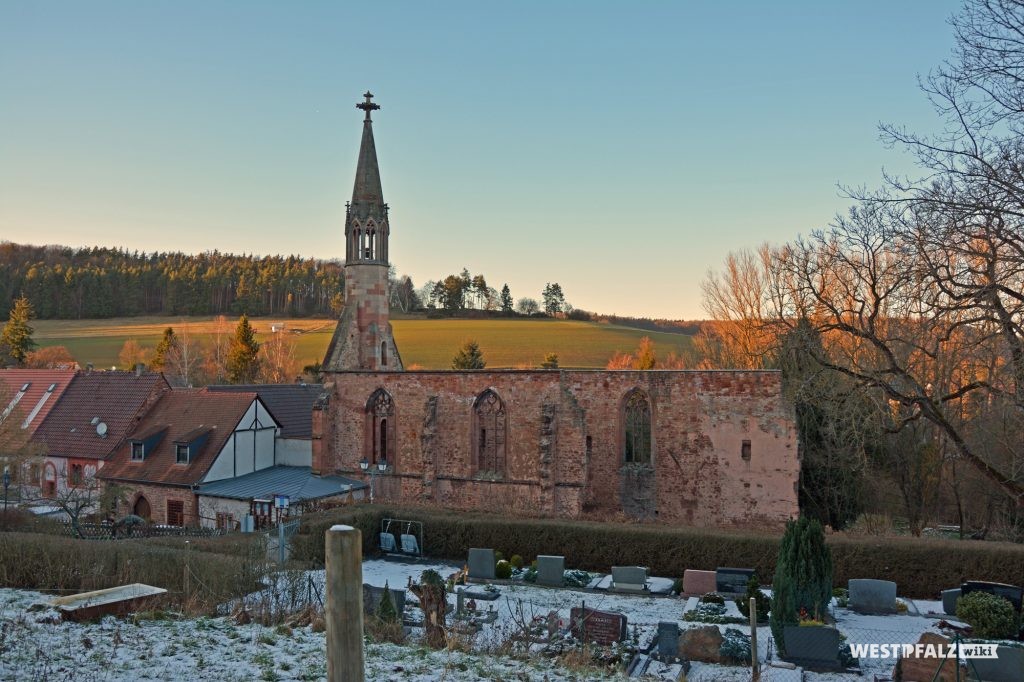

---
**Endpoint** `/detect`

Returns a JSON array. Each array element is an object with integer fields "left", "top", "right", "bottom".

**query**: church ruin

[{"left": 314, "top": 93, "right": 799, "bottom": 528}]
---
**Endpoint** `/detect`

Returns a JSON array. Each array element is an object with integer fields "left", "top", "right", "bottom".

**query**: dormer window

[
  {"left": 131, "top": 442, "right": 145, "bottom": 461},
  {"left": 176, "top": 443, "right": 190, "bottom": 464}
]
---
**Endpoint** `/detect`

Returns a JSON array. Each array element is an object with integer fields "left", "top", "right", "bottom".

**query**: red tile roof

[
  {"left": 33, "top": 371, "right": 169, "bottom": 460},
  {"left": 0, "top": 369, "right": 76, "bottom": 436},
  {"left": 99, "top": 388, "right": 259, "bottom": 487}
]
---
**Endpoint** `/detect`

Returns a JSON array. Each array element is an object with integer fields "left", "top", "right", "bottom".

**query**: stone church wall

[{"left": 315, "top": 369, "right": 798, "bottom": 528}]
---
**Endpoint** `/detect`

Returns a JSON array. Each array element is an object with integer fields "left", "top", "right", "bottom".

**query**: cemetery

[{"left": 2, "top": 510, "right": 1024, "bottom": 681}]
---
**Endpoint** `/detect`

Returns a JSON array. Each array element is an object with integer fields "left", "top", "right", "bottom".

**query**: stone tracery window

[
  {"left": 622, "top": 389, "right": 652, "bottom": 465},
  {"left": 366, "top": 389, "right": 396, "bottom": 465},
  {"left": 473, "top": 389, "right": 507, "bottom": 475}
]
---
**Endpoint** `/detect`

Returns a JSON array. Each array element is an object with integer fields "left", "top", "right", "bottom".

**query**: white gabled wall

[{"left": 202, "top": 398, "right": 279, "bottom": 483}]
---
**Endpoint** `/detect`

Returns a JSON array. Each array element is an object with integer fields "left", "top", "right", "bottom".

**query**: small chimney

[
  {"left": 135, "top": 363, "right": 145, "bottom": 377},
  {"left": 85, "top": 363, "right": 94, "bottom": 373}
]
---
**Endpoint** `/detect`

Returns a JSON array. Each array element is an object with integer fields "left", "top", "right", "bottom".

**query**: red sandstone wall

[
  {"left": 319, "top": 370, "right": 798, "bottom": 528},
  {"left": 121, "top": 482, "right": 199, "bottom": 526}
]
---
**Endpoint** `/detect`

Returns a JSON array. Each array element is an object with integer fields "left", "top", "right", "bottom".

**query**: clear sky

[{"left": 0, "top": 1, "right": 963, "bottom": 319}]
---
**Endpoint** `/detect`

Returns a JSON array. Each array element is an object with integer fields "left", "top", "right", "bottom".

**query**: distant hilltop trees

[{"left": 0, "top": 242, "right": 344, "bottom": 319}]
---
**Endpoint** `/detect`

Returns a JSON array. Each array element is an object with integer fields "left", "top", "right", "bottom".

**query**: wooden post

[
  {"left": 749, "top": 597, "right": 759, "bottom": 680},
  {"left": 326, "top": 524, "right": 364, "bottom": 682}
]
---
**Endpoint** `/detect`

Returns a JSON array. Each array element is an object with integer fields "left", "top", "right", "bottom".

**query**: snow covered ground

[
  {"left": 0, "top": 558, "right": 957, "bottom": 681},
  {"left": 0, "top": 588, "right": 627, "bottom": 682}
]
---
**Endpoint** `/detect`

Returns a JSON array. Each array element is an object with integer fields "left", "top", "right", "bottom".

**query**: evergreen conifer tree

[
  {"left": 151, "top": 327, "right": 177, "bottom": 370},
  {"left": 376, "top": 581, "right": 398, "bottom": 623},
  {"left": 451, "top": 339, "right": 486, "bottom": 369},
  {"left": 769, "top": 516, "right": 834, "bottom": 655},
  {"left": 500, "top": 284, "right": 513, "bottom": 315},
  {"left": 227, "top": 315, "right": 261, "bottom": 383},
  {"left": 1, "top": 296, "right": 36, "bottom": 366}
]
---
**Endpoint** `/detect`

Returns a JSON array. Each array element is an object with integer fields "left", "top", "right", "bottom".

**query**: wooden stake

[
  {"left": 326, "top": 524, "right": 364, "bottom": 682},
  {"left": 750, "top": 597, "right": 759, "bottom": 680}
]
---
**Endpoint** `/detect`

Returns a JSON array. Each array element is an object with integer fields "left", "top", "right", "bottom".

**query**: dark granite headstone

[
  {"left": 570, "top": 606, "right": 627, "bottom": 645},
  {"left": 657, "top": 621, "right": 680, "bottom": 658},
  {"left": 716, "top": 567, "right": 755, "bottom": 595},
  {"left": 467, "top": 548, "right": 495, "bottom": 580},
  {"left": 961, "top": 581, "right": 1023, "bottom": 612},
  {"left": 848, "top": 578, "right": 897, "bottom": 614},
  {"left": 537, "top": 555, "right": 565, "bottom": 587},
  {"left": 941, "top": 588, "right": 961, "bottom": 615}
]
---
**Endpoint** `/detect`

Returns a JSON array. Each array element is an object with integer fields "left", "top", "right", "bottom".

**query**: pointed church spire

[{"left": 346, "top": 91, "right": 389, "bottom": 263}]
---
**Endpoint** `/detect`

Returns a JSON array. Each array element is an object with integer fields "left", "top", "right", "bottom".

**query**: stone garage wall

[{"left": 315, "top": 369, "right": 798, "bottom": 529}]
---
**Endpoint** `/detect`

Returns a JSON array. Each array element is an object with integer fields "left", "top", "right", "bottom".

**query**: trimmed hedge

[
  {"left": 293, "top": 505, "right": 1024, "bottom": 598},
  {"left": 0, "top": 532, "right": 267, "bottom": 612}
]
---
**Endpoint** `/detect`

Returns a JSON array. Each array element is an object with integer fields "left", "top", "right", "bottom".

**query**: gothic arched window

[
  {"left": 366, "top": 389, "right": 396, "bottom": 465},
  {"left": 381, "top": 341, "right": 387, "bottom": 367},
  {"left": 622, "top": 389, "right": 652, "bottom": 464},
  {"left": 473, "top": 389, "right": 507, "bottom": 475}
]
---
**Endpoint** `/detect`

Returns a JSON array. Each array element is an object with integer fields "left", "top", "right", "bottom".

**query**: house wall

[
  {"left": 316, "top": 369, "right": 799, "bottom": 528},
  {"left": 202, "top": 400, "right": 278, "bottom": 483},
  {"left": 121, "top": 482, "right": 198, "bottom": 526},
  {"left": 275, "top": 438, "right": 311, "bottom": 467},
  {"left": 197, "top": 496, "right": 250, "bottom": 530}
]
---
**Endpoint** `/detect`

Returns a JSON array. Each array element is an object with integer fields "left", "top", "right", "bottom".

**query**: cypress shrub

[{"left": 770, "top": 518, "right": 833, "bottom": 656}]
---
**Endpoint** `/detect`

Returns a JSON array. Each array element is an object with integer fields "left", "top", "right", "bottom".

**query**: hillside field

[{"left": 30, "top": 316, "right": 695, "bottom": 370}]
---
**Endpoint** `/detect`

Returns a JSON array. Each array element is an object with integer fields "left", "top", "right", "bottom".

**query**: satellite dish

[{"left": 96, "top": 422, "right": 108, "bottom": 438}]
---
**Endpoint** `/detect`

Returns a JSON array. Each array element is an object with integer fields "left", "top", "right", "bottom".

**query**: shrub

[
  {"left": 770, "top": 517, "right": 833, "bottom": 655},
  {"left": 700, "top": 592, "right": 725, "bottom": 604},
  {"left": 683, "top": 602, "right": 745, "bottom": 625},
  {"left": 494, "top": 550, "right": 504, "bottom": 563},
  {"left": 736, "top": 576, "right": 770, "bottom": 623},
  {"left": 376, "top": 581, "right": 398, "bottom": 623},
  {"left": 719, "top": 628, "right": 752, "bottom": 663},
  {"left": 509, "top": 554, "right": 524, "bottom": 569},
  {"left": 495, "top": 559, "right": 512, "bottom": 579},
  {"left": 956, "top": 591, "right": 1020, "bottom": 640},
  {"left": 832, "top": 587, "right": 849, "bottom": 608}
]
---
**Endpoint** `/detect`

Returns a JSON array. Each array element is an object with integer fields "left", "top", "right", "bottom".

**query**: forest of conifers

[{"left": 0, "top": 242, "right": 344, "bottom": 319}]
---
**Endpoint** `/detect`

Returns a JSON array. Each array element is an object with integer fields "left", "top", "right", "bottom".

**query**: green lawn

[{"left": 31, "top": 316, "right": 694, "bottom": 370}]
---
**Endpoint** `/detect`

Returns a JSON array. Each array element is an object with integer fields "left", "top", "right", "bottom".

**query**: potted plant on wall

[{"left": 770, "top": 517, "right": 849, "bottom": 671}]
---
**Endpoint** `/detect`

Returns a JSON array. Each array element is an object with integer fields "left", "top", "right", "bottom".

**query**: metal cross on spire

[{"left": 356, "top": 91, "right": 380, "bottom": 121}]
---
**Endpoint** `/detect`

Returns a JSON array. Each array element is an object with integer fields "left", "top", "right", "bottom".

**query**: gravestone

[
  {"left": 362, "top": 584, "right": 406, "bottom": 617},
  {"left": 968, "top": 643, "right": 1024, "bottom": 682},
  {"left": 467, "top": 548, "right": 495, "bottom": 580},
  {"left": 941, "top": 588, "right": 961, "bottom": 616},
  {"left": 537, "top": 555, "right": 565, "bottom": 587},
  {"left": 656, "top": 621, "right": 680, "bottom": 659},
  {"left": 611, "top": 565, "right": 648, "bottom": 592},
  {"left": 961, "top": 581, "right": 1023, "bottom": 612},
  {"left": 848, "top": 578, "right": 897, "bottom": 614},
  {"left": 716, "top": 567, "right": 755, "bottom": 595},
  {"left": 570, "top": 606, "right": 627, "bottom": 645},
  {"left": 682, "top": 569, "right": 717, "bottom": 596}
]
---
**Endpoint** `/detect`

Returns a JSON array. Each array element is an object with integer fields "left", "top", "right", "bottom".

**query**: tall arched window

[
  {"left": 366, "top": 389, "right": 396, "bottom": 465},
  {"left": 622, "top": 389, "right": 652, "bottom": 464},
  {"left": 381, "top": 341, "right": 387, "bottom": 367},
  {"left": 473, "top": 389, "right": 507, "bottom": 474}
]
